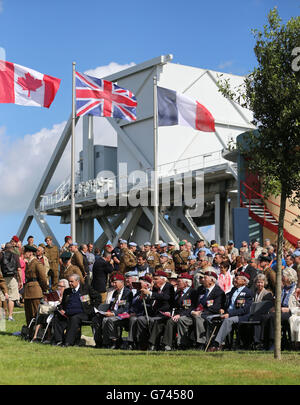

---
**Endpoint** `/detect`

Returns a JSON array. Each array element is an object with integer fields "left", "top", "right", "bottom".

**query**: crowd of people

[{"left": 0, "top": 234, "right": 300, "bottom": 352}]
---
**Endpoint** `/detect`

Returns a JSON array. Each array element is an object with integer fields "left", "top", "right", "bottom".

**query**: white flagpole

[
  {"left": 153, "top": 75, "right": 159, "bottom": 243},
  {"left": 71, "top": 61, "right": 76, "bottom": 243}
]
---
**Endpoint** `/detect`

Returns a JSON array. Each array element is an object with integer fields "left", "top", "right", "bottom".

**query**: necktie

[
  {"left": 199, "top": 289, "right": 209, "bottom": 305},
  {"left": 72, "top": 289, "right": 76, "bottom": 294}
]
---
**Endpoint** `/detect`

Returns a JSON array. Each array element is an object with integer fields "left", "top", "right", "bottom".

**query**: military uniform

[
  {"left": 60, "top": 264, "right": 85, "bottom": 285},
  {"left": 161, "top": 260, "right": 175, "bottom": 273},
  {"left": 37, "top": 255, "right": 50, "bottom": 286},
  {"left": 172, "top": 250, "right": 189, "bottom": 274},
  {"left": 119, "top": 248, "right": 137, "bottom": 274},
  {"left": 24, "top": 257, "right": 48, "bottom": 325},
  {"left": 44, "top": 244, "right": 60, "bottom": 290},
  {"left": 145, "top": 250, "right": 160, "bottom": 271},
  {"left": 71, "top": 251, "right": 86, "bottom": 278}
]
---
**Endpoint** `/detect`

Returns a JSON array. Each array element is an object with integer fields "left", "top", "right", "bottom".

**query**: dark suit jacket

[
  {"left": 60, "top": 283, "right": 101, "bottom": 317},
  {"left": 242, "top": 265, "right": 258, "bottom": 289},
  {"left": 91, "top": 257, "right": 114, "bottom": 293},
  {"left": 108, "top": 287, "right": 133, "bottom": 315},
  {"left": 225, "top": 286, "right": 253, "bottom": 321},
  {"left": 147, "top": 282, "right": 175, "bottom": 316},
  {"left": 194, "top": 284, "right": 226, "bottom": 317},
  {"left": 129, "top": 291, "right": 151, "bottom": 317},
  {"left": 173, "top": 287, "right": 198, "bottom": 317}
]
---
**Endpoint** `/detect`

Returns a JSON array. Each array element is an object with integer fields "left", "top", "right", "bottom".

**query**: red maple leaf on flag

[{"left": 17, "top": 72, "right": 43, "bottom": 97}]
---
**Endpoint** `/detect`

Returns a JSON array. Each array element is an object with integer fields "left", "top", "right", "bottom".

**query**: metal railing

[{"left": 39, "top": 150, "right": 236, "bottom": 211}]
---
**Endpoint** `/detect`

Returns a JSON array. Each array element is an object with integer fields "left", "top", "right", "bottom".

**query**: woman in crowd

[
  {"left": 260, "top": 267, "right": 298, "bottom": 350},
  {"left": 217, "top": 261, "right": 233, "bottom": 294}
]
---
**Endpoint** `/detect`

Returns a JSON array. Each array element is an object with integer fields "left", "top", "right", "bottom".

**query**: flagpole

[
  {"left": 153, "top": 75, "right": 159, "bottom": 243},
  {"left": 71, "top": 61, "right": 76, "bottom": 243}
]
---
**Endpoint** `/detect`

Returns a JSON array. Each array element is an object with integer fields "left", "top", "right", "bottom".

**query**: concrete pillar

[
  {"left": 214, "top": 193, "right": 221, "bottom": 244},
  {"left": 76, "top": 218, "right": 94, "bottom": 245},
  {"left": 224, "top": 194, "right": 230, "bottom": 246},
  {"left": 82, "top": 115, "right": 94, "bottom": 182}
]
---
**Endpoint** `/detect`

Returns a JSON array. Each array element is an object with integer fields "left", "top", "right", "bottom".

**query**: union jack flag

[{"left": 75, "top": 71, "right": 137, "bottom": 121}]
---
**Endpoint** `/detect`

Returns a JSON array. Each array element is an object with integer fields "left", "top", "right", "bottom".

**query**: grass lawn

[{"left": 0, "top": 307, "right": 300, "bottom": 385}]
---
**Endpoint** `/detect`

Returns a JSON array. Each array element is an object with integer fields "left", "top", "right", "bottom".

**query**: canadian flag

[{"left": 0, "top": 60, "right": 61, "bottom": 108}]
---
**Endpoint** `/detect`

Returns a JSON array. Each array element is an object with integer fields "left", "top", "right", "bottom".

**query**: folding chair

[
  {"left": 205, "top": 315, "right": 223, "bottom": 352},
  {"left": 236, "top": 301, "right": 273, "bottom": 349}
]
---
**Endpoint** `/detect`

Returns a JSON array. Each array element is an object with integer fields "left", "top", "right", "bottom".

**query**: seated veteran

[
  {"left": 92, "top": 273, "right": 133, "bottom": 349},
  {"left": 158, "top": 272, "right": 198, "bottom": 351},
  {"left": 177, "top": 268, "right": 225, "bottom": 350},
  {"left": 135, "top": 270, "right": 175, "bottom": 350},
  {"left": 208, "top": 272, "right": 253, "bottom": 351},
  {"left": 52, "top": 273, "right": 101, "bottom": 347}
]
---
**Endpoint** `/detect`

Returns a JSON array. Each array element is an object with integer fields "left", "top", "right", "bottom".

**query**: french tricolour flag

[
  {"left": 0, "top": 60, "right": 61, "bottom": 108},
  {"left": 157, "top": 86, "right": 215, "bottom": 132}
]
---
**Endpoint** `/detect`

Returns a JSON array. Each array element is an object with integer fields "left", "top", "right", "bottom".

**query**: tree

[{"left": 218, "top": 8, "right": 300, "bottom": 359}]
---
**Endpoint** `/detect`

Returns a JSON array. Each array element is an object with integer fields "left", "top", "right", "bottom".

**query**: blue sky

[{"left": 0, "top": 0, "right": 299, "bottom": 245}]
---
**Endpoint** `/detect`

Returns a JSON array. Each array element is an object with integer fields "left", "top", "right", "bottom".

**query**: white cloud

[
  {"left": 0, "top": 122, "right": 66, "bottom": 212},
  {"left": 218, "top": 60, "right": 234, "bottom": 70},
  {"left": 0, "top": 61, "right": 136, "bottom": 213},
  {"left": 84, "top": 61, "right": 135, "bottom": 78}
]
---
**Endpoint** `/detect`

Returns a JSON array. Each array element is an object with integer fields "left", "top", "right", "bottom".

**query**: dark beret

[{"left": 24, "top": 245, "right": 37, "bottom": 253}]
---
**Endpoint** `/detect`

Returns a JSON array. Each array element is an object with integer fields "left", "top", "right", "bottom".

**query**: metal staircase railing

[{"left": 240, "top": 181, "right": 300, "bottom": 247}]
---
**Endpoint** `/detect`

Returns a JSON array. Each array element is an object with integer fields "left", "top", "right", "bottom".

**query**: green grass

[{"left": 1, "top": 308, "right": 300, "bottom": 385}]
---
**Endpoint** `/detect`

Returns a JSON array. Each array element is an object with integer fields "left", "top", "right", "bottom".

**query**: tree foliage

[
  {"left": 218, "top": 8, "right": 300, "bottom": 360},
  {"left": 218, "top": 7, "right": 300, "bottom": 203}
]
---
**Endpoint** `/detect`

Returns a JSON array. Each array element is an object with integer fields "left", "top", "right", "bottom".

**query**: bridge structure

[{"left": 17, "top": 54, "right": 255, "bottom": 248}]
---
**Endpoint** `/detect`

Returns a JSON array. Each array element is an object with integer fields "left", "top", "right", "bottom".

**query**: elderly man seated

[
  {"left": 177, "top": 268, "right": 225, "bottom": 350},
  {"left": 157, "top": 272, "right": 198, "bottom": 351},
  {"left": 52, "top": 274, "right": 101, "bottom": 347},
  {"left": 92, "top": 273, "right": 133, "bottom": 349},
  {"left": 208, "top": 272, "right": 253, "bottom": 351},
  {"left": 135, "top": 270, "right": 175, "bottom": 350}
]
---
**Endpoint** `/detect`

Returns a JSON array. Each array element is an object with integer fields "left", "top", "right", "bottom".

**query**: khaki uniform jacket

[
  {"left": 60, "top": 264, "right": 84, "bottom": 284},
  {"left": 173, "top": 250, "right": 189, "bottom": 273},
  {"left": 37, "top": 255, "right": 50, "bottom": 279},
  {"left": 119, "top": 248, "right": 137, "bottom": 274},
  {"left": 44, "top": 244, "right": 60, "bottom": 272},
  {"left": 146, "top": 251, "right": 160, "bottom": 269},
  {"left": 24, "top": 258, "right": 48, "bottom": 299},
  {"left": 71, "top": 250, "right": 85, "bottom": 277},
  {"left": 161, "top": 260, "right": 175, "bottom": 273}
]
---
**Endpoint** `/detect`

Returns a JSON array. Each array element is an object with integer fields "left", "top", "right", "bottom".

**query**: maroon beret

[
  {"left": 237, "top": 271, "right": 250, "bottom": 280},
  {"left": 140, "top": 275, "right": 152, "bottom": 284},
  {"left": 204, "top": 270, "right": 218, "bottom": 280},
  {"left": 12, "top": 235, "right": 19, "bottom": 242},
  {"left": 154, "top": 270, "right": 168, "bottom": 278},
  {"left": 111, "top": 273, "right": 125, "bottom": 282},
  {"left": 178, "top": 272, "right": 193, "bottom": 280}
]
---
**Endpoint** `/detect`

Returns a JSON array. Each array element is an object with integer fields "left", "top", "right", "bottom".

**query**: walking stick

[{"left": 142, "top": 296, "right": 150, "bottom": 329}]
